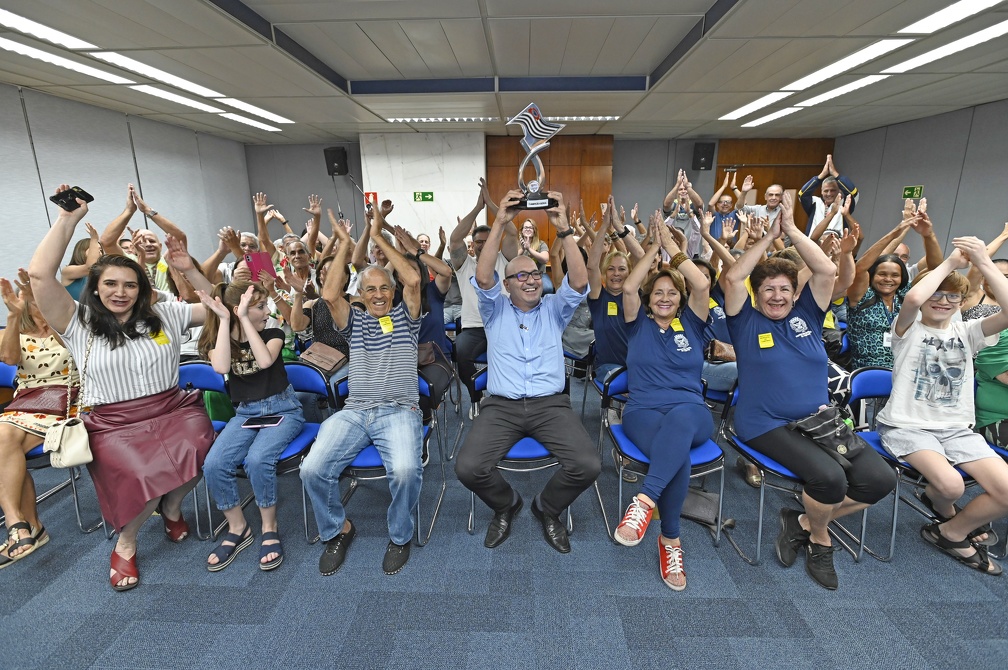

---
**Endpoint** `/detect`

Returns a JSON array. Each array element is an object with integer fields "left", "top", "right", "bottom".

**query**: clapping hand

[
  {"left": 303, "top": 194, "right": 322, "bottom": 219},
  {"left": 196, "top": 290, "right": 230, "bottom": 320},
  {"left": 164, "top": 235, "right": 193, "bottom": 272},
  {"left": 253, "top": 192, "right": 273, "bottom": 216}
]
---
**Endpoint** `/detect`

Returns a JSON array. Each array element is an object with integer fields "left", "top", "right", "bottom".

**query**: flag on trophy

[{"left": 507, "top": 103, "right": 565, "bottom": 152}]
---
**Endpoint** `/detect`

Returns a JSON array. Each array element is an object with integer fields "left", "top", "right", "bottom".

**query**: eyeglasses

[
  {"left": 928, "top": 291, "right": 963, "bottom": 304},
  {"left": 505, "top": 270, "right": 543, "bottom": 282}
]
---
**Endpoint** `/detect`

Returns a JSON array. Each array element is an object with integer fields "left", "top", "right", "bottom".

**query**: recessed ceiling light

[
  {"left": 796, "top": 75, "right": 890, "bottom": 107},
  {"left": 899, "top": 0, "right": 1005, "bottom": 34},
  {"left": 130, "top": 85, "right": 224, "bottom": 113},
  {"left": 385, "top": 117, "right": 499, "bottom": 123},
  {"left": 720, "top": 92, "right": 793, "bottom": 121},
  {"left": 0, "top": 37, "right": 133, "bottom": 84},
  {"left": 741, "top": 107, "right": 801, "bottom": 128},
  {"left": 546, "top": 116, "right": 619, "bottom": 122},
  {"left": 782, "top": 39, "right": 913, "bottom": 91},
  {"left": 0, "top": 9, "right": 96, "bottom": 50},
  {"left": 218, "top": 98, "right": 293, "bottom": 124},
  {"left": 883, "top": 18, "right": 1008, "bottom": 73},
  {"left": 220, "top": 113, "right": 281, "bottom": 131},
  {"left": 92, "top": 52, "right": 223, "bottom": 98}
]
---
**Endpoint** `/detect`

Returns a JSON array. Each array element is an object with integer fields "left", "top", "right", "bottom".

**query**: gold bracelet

[{"left": 670, "top": 252, "right": 688, "bottom": 269}]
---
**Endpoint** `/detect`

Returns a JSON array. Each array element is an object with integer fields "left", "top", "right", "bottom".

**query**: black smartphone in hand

[{"left": 49, "top": 186, "right": 95, "bottom": 212}]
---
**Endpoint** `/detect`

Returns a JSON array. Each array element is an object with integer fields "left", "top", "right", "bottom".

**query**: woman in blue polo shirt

[
  {"left": 612, "top": 221, "right": 711, "bottom": 592},
  {"left": 586, "top": 235, "right": 631, "bottom": 382},
  {"left": 720, "top": 193, "right": 894, "bottom": 591}
]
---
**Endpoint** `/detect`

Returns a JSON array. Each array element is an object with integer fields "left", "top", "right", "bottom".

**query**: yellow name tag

[
  {"left": 378, "top": 315, "right": 394, "bottom": 334},
  {"left": 823, "top": 310, "right": 835, "bottom": 330},
  {"left": 151, "top": 330, "right": 170, "bottom": 346},
  {"left": 671, "top": 318, "right": 684, "bottom": 332},
  {"left": 607, "top": 301, "right": 618, "bottom": 316},
  {"left": 709, "top": 297, "right": 718, "bottom": 309},
  {"left": 758, "top": 332, "right": 774, "bottom": 348}
]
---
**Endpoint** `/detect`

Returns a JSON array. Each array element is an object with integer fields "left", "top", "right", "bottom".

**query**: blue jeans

[
  {"left": 300, "top": 403, "right": 423, "bottom": 545},
  {"left": 702, "top": 360, "right": 738, "bottom": 393},
  {"left": 203, "top": 385, "right": 305, "bottom": 510}
]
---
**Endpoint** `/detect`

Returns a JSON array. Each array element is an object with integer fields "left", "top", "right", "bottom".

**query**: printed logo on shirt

[
  {"left": 914, "top": 334, "right": 967, "bottom": 407},
  {"left": 711, "top": 306, "right": 725, "bottom": 320},
  {"left": 789, "top": 316, "right": 812, "bottom": 338},
  {"left": 674, "top": 333, "right": 691, "bottom": 352}
]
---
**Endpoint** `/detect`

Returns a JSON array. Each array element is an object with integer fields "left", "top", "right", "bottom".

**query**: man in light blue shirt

[{"left": 455, "top": 189, "right": 601, "bottom": 554}]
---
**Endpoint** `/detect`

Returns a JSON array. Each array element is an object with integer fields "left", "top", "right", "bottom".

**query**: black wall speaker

[
  {"left": 324, "top": 146, "right": 348, "bottom": 176},
  {"left": 692, "top": 142, "right": 715, "bottom": 171}
]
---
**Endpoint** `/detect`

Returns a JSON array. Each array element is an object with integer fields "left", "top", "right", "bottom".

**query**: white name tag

[
  {"left": 526, "top": 198, "right": 548, "bottom": 209},
  {"left": 883, "top": 332, "right": 892, "bottom": 348}
]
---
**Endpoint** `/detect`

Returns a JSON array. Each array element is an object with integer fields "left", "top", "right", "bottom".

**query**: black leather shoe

[
  {"left": 382, "top": 540, "right": 410, "bottom": 575},
  {"left": 531, "top": 497, "right": 570, "bottom": 554},
  {"left": 319, "top": 521, "right": 355, "bottom": 576},
  {"left": 776, "top": 508, "right": 809, "bottom": 568},
  {"left": 805, "top": 541, "right": 838, "bottom": 590},
  {"left": 484, "top": 495, "right": 523, "bottom": 548}
]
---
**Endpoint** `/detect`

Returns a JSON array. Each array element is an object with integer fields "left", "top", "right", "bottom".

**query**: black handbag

[{"left": 787, "top": 403, "right": 866, "bottom": 470}]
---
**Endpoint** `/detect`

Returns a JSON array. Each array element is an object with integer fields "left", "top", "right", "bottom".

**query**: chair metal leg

[
  {"left": 468, "top": 491, "right": 476, "bottom": 534},
  {"left": 190, "top": 479, "right": 213, "bottom": 541},
  {"left": 422, "top": 433, "right": 448, "bottom": 545},
  {"left": 302, "top": 480, "right": 319, "bottom": 544},
  {"left": 68, "top": 467, "right": 104, "bottom": 534}
]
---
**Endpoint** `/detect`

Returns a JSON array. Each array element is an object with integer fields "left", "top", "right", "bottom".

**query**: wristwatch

[
  {"left": 147, "top": 210, "right": 158, "bottom": 217},
  {"left": 556, "top": 227, "right": 575, "bottom": 239}
]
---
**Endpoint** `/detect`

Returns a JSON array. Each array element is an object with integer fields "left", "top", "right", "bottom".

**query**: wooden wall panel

[
  {"left": 486, "top": 136, "right": 521, "bottom": 167},
  {"left": 715, "top": 138, "right": 836, "bottom": 231}
]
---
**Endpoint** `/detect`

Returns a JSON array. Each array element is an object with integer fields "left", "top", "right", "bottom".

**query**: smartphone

[
  {"left": 242, "top": 415, "right": 284, "bottom": 428},
  {"left": 49, "top": 186, "right": 95, "bottom": 212},
  {"left": 244, "top": 251, "right": 277, "bottom": 280}
]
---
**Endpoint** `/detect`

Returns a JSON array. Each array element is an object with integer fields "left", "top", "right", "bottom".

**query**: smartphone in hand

[{"left": 49, "top": 186, "right": 94, "bottom": 212}]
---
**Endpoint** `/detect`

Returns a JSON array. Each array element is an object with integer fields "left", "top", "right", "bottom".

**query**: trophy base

[{"left": 516, "top": 193, "right": 557, "bottom": 210}]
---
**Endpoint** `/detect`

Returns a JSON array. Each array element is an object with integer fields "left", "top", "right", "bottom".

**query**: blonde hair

[
  {"left": 912, "top": 269, "right": 969, "bottom": 297},
  {"left": 197, "top": 280, "right": 268, "bottom": 362}
]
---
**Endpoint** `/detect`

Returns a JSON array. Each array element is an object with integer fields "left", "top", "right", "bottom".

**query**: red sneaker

[
  {"left": 614, "top": 496, "right": 652, "bottom": 547},
  {"left": 659, "top": 539, "right": 686, "bottom": 591}
]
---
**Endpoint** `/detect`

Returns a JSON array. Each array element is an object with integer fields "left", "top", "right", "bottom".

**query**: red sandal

[
  {"left": 157, "top": 502, "right": 189, "bottom": 543},
  {"left": 110, "top": 548, "right": 139, "bottom": 592}
]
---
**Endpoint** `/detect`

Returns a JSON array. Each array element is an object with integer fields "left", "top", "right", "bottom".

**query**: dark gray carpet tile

[
  {"left": 87, "top": 620, "right": 225, "bottom": 669},
  {"left": 2, "top": 611, "right": 93, "bottom": 668},
  {"left": 885, "top": 600, "right": 1008, "bottom": 642},
  {"left": 738, "top": 597, "right": 816, "bottom": 639},
  {"left": 793, "top": 604, "right": 927, "bottom": 666},
  {"left": 726, "top": 637, "right": 847, "bottom": 670},
  {"left": 617, "top": 596, "right": 762, "bottom": 641}
]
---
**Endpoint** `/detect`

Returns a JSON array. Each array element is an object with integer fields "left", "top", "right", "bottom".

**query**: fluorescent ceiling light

[
  {"left": 130, "top": 85, "right": 224, "bottom": 113},
  {"left": 884, "top": 18, "right": 1008, "bottom": 73},
  {"left": 386, "top": 117, "right": 499, "bottom": 123},
  {"left": 899, "top": 0, "right": 1004, "bottom": 34},
  {"left": 92, "top": 52, "right": 223, "bottom": 97},
  {"left": 219, "top": 98, "right": 293, "bottom": 124},
  {"left": 0, "top": 9, "right": 96, "bottom": 50},
  {"left": 741, "top": 107, "right": 801, "bottom": 128},
  {"left": 220, "top": 113, "right": 281, "bottom": 131},
  {"left": 546, "top": 116, "right": 619, "bottom": 122},
  {"left": 796, "top": 75, "right": 890, "bottom": 107},
  {"left": 782, "top": 39, "right": 913, "bottom": 91},
  {"left": 719, "top": 92, "right": 793, "bottom": 121},
  {"left": 0, "top": 37, "right": 134, "bottom": 84}
]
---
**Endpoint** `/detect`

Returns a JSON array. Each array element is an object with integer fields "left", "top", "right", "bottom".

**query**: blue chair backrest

[
  {"left": 333, "top": 375, "right": 429, "bottom": 402},
  {"left": 473, "top": 369, "right": 487, "bottom": 393},
  {"left": 0, "top": 361, "right": 16, "bottom": 389},
  {"left": 178, "top": 362, "right": 227, "bottom": 393},
  {"left": 605, "top": 368, "right": 629, "bottom": 396},
  {"left": 848, "top": 367, "right": 893, "bottom": 405},
  {"left": 284, "top": 362, "right": 330, "bottom": 399}
]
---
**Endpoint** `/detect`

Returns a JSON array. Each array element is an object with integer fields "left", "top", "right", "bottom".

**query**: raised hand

[
  {"left": 778, "top": 192, "right": 797, "bottom": 233},
  {"left": 840, "top": 222, "right": 860, "bottom": 254},
  {"left": 164, "top": 235, "right": 193, "bottom": 271},
  {"left": 952, "top": 236, "right": 988, "bottom": 265},
  {"left": 53, "top": 184, "right": 88, "bottom": 221},
  {"left": 702, "top": 210, "right": 715, "bottom": 234},
  {"left": 740, "top": 175, "right": 754, "bottom": 193},
  {"left": 721, "top": 217, "right": 736, "bottom": 243},
  {"left": 393, "top": 225, "right": 420, "bottom": 256},
  {"left": 124, "top": 184, "right": 137, "bottom": 214},
  {"left": 735, "top": 209, "right": 749, "bottom": 228},
  {"left": 545, "top": 191, "right": 569, "bottom": 230},
  {"left": 265, "top": 208, "right": 286, "bottom": 224},
  {"left": 840, "top": 193, "right": 852, "bottom": 216},
  {"left": 496, "top": 190, "right": 524, "bottom": 225},
  {"left": 303, "top": 194, "right": 322, "bottom": 218},
  {"left": 819, "top": 156, "right": 831, "bottom": 180},
  {"left": 630, "top": 202, "right": 639, "bottom": 223},
  {"left": 910, "top": 210, "right": 933, "bottom": 237},
  {"left": 196, "top": 290, "right": 230, "bottom": 320},
  {"left": 235, "top": 285, "right": 256, "bottom": 320},
  {"left": 253, "top": 192, "right": 273, "bottom": 216},
  {"left": 84, "top": 221, "right": 99, "bottom": 240},
  {"left": 130, "top": 184, "right": 153, "bottom": 216},
  {"left": 902, "top": 198, "right": 917, "bottom": 220},
  {"left": 0, "top": 277, "right": 24, "bottom": 315},
  {"left": 618, "top": 205, "right": 626, "bottom": 224},
  {"left": 918, "top": 197, "right": 927, "bottom": 215},
  {"left": 219, "top": 226, "right": 241, "bottom": 255},
  {"left": 379, "top": 199, "right": 394, "bottom": 218},
  {"left": 282, "top": 264, "right": 305, "bottom": 293},
  {"left": 766, "top": 215, "right": 781, "bottom": 241},
  {"left": 438, "top": 225, "right": 446, "bottom": 246},
  {"left": 257, "top": 270, "right": 276, "bottom": 294}
]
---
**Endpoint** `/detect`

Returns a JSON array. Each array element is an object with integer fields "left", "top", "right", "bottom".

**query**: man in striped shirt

[{"left": 300, "top": 203, "right": 423, "bottom": 577}]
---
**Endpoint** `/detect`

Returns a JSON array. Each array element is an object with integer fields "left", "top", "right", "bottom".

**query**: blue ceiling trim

[
  {"left": 206, "top": 0, "right": 347, "bottom": 92},
  {"left": 351, "top": 78, "right": 496, "bottom": 95},
  {"left": 498, "top": 76, "right": 646, "bottom": 92},
  {"left": 649, "top": 0, "right": 740, "bottom": 85}
]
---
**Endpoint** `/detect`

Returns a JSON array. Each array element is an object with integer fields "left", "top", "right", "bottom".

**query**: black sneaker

[
  {"left": 776, "top": 508, "right": 809, "bottom": 568},
  {"left": 805, "top": 541, "right": 838, "bottom": 590},
  {"left": 382, "top": 540, "right": 411, "bottom": 575},
  {"left": 319, "top": 521, "right": 356, "bottom": 576}
]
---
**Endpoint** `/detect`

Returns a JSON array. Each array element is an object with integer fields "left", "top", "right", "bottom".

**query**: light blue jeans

[
  {"left": 702, "top": 360, "right": 738, "bottom": 393},
  {"left": 300, "top": 403, "right": 423, "bottom": 545},
  {"left": 203, "top": 385, "right": 305, "bottom": 510}
]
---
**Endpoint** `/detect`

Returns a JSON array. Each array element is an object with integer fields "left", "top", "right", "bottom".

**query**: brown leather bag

[
  {"left": 5, "top": 385, "right": 78, "bottom": 415},
  {"left": 299, "top": 342, "right": 347, "bottom": 376},
  {"left": 704, "top": 339, "right": 736, "bottom": 363}
]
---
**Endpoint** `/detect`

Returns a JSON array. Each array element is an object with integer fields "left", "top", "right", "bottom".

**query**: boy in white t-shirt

[{"left": 878, "top": 236, "right": 1008, "bottom": 576}]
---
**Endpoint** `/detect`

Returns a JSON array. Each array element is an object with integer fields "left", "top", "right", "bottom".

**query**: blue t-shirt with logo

[
  {"left": 726, "top": 291, "right": 828, "bottom": 441},
  {"left": 705, "top": 283, "right": 731, "bottom": 345},
  {"left": 588, "top": 291, "right": 629, "bottom": 368},
  {"left": 625, "top": 303, "right": 707, "bottom": 412}
]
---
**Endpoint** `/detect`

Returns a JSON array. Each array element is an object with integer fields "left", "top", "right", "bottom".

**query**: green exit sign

[
  {"left": 902, "top": 185, "right": 924, "bottom": 199},
  {"left": 413, "top": 191, "right": 434, "bottom": 202}
]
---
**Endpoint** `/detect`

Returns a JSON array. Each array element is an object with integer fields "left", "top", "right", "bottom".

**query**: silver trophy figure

[{"left": 507, "top": 103, "right": 565, "bottom": 210}]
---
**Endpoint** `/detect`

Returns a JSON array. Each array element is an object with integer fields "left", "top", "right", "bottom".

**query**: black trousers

[
  {"left": 455, "top": 327, "right": 487, "bottom": 403},
  {"left": 455, "top": 394, "right": 601, "bottom": 516}
]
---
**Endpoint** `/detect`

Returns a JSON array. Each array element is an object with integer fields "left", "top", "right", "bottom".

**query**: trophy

[{"left": 507, "top": 103, "right": 565, "bottom": 209}]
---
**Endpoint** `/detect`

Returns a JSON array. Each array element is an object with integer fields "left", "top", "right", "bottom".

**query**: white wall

[
  {"left": 835, "top": 98, "right": 1008, "bottom": 261},
  {"left": 0, "top": 84, "right": 251, "bottom": 324},
  {"left": 613, "top": 139, "right": 718, "bottom": 219}
]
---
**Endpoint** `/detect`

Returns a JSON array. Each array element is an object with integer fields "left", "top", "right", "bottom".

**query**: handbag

[
  {"left": 704, "top": 339, "right": 736, "bottom": 363},
  {"left": 786, "top": 403, "right": 866, "bottom": 470},
  {"left": 5, "top": 384, "right": 78, "bottom": 415},
  {"left": 43, "top": 333, "right": 94, "bottom": 468},
  {"left": 299, "top": 341, "right": 347, "bottom": 376},
  {"left": 417, "top": 341, "right": 437, "bottom": 367}
]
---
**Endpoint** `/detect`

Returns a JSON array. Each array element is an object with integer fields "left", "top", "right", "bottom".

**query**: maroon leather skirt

[{"left": 83, "top": 387, "right": 214, "bottom": 532}]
